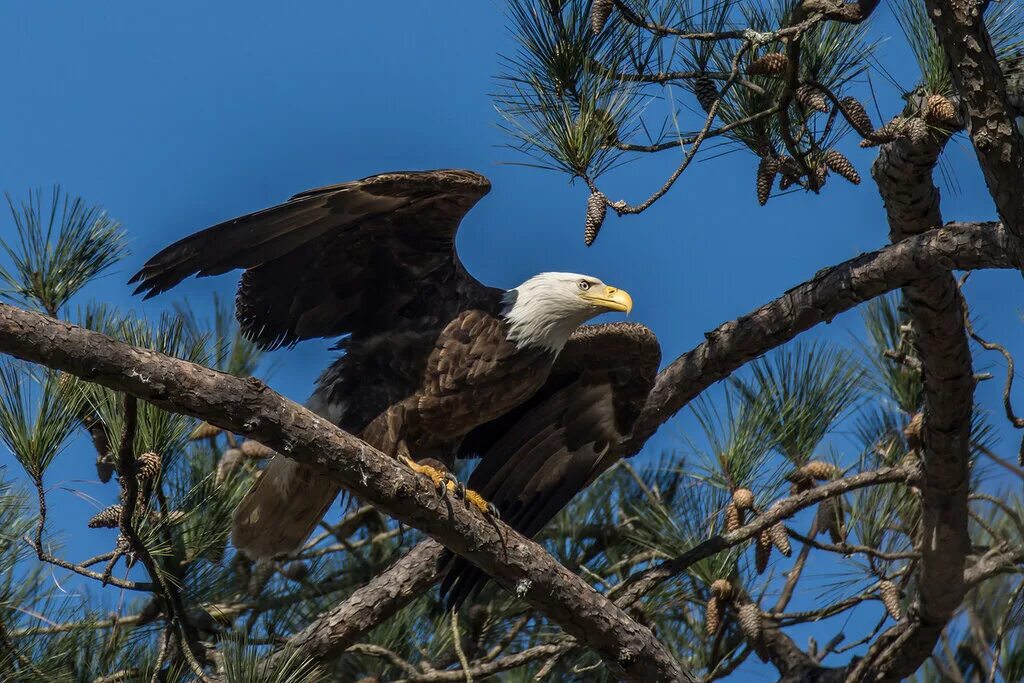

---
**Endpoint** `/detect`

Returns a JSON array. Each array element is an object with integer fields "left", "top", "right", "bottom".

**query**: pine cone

[
  {"left": 590, "top": 0, "right": 613, "bottom": 35},
  {"left": 802, "top": 459, "right": 840, "bottom": 481},
  {"left": 732, "top": 488, "right": 755, "bottom": 511},
  {"left": 860, "top": 116, "right": 908, "bottom": 147},
  {"left": 747, "top": 53, "right": 788, "bottom": 76},
  {"left": 710, "top": 578, "right": 733, "bottom": 599},
  {"left": 190, "top": 421, "right": 222, "bottom": 441},
  {"left": 901, "top": 117, "right": 930, "bottom": 145},
  {"left": 282, "top": 560, "right": 309, "bottom": 582},
  {"left": 96, "top": 452, "right": 116, "bottom": 484},
  {"left": 822, "top": 150, "right": 860, "bottom": 185},
  {"left": 795, "top": 84, "right": 829, "bottom": 113},
  {"left": 88, "top": 504, "right": 123, "bottom": 529},
  {"left": 879, "top": 580, "right": 902, "bottom": 620},
  {"left": 135, "top": 451, "right": 161, "bottom": 481},
  {"left": 737, "top": 602, "right": 762, "bottom": 642},
  {"left": 240, "top": 439, "right": 274, "bottom": 459},
  {"left": 217, "top": 448, "right": 244, "bottom": 484},
  {"left": 756, "top": 157, "right": 778, "bottom": 206},
  {"left": 705, "top": 595, "right": 723, "bottom": 636},
  {"left": 840, "top": 96, "right": 874, "bottom": 134},
  {"left": 925, "top": 94, "right": 957, "bottom": 124},
  {"left": 769, "top": 522, "right": 791, "bottom": 557},
  {"left": 755, "top": 528, "right": 772, "bottom": 574},
  {"left": 584, "top": 191, "right": 608, "bottom": 246},
  {"left": 694, "top": 76, "right": 719, "bottom": 114},
  {"left": 725, "top": 502, "right": 743, "bottom": 533},
  {"left": 816, "top": 498, "right": 846, "bottom": 544}
]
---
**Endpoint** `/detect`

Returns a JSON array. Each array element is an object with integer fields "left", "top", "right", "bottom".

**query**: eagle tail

[{"left": 232, "top": 455, "right": 340, "bottom": 560}]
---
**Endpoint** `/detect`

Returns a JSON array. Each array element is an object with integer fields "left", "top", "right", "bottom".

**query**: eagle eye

[{"left": 578, "top": 280, "right": 591, "bottom": 291}]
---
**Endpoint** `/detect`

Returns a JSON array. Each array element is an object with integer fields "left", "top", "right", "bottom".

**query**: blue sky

[{"left": 1, "top": 1, "right": 1022, "bottom": 676}]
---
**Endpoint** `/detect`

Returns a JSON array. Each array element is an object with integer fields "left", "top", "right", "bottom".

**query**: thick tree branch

[
  {"left": 850, "top": 122, "right": 976, "bottom": 683},
  {"left": 924, "top": 0, "right": 1024, "bottom": 238},
  {"left": 280, "top": 540, "right": 446, "bottom": 665},
  {"left": 277, "top": 220, "right": 1023, "bottom": 671},
  {"left": 0, "top": 303, "right": 689, "bottom": 683},
  {"left": 624, "top": 220, "right": 1023, "bottom": 455}
]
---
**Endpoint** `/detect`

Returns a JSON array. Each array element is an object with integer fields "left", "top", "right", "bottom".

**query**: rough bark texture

[
  {"left": 0, "top": 304, "right": 691, "bottom": 683},
  {"left": 860, "top": 127, "right": 975, "bottom": 682},
  {"left": 924, "top": 0, "right": 1024, "bottom": 237},
  {"left": 280, "top": 540, "right": 445, "bottom": 663}
]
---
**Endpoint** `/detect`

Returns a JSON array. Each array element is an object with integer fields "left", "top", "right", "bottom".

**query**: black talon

[{"left": 487, "top": 502, "right": 500, "bottom": 518}]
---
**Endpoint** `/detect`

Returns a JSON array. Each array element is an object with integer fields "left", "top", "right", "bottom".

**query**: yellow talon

[
  {"left": 463, "top": 488, "right": 491, "bottom": 515},
  {"left": 400, "top": 455, "right": 458, "bottom": 494}
]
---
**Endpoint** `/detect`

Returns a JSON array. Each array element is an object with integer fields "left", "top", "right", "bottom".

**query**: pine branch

[{"left": 0, "top": 303, "right": 692, "bottom": 683}]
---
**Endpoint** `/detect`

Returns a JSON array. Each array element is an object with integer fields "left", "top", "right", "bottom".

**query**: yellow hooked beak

[{"left": 582, "top": 285, "right": 633, "bottom": 314}]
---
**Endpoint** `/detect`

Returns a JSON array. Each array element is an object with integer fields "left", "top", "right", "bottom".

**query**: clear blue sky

[{"left": 1, "top": 1, "right": 1021, "bottom": 676}]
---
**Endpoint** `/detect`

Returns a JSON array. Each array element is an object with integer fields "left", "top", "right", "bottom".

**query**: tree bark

[
  {"left": 853, "top": 125, "right": 975, "bottom": 682},
  {"left": 924, "top": 0, "right": 1024, "bottom": 237},
  {"left": 0, "top": 304, "right": 691, "bottom": 683}
]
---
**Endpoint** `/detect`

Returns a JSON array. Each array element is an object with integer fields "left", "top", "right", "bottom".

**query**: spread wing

[
  {"left": 441, "top": 322, "right": 661, "bottom": 608},
  {"left": 130, "top": 169, "right": 497, "bottom": 349}
]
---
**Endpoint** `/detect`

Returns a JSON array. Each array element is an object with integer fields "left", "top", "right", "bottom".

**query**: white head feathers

[{"left": 502, "top": 272, "right": 632, "bottom": 353}]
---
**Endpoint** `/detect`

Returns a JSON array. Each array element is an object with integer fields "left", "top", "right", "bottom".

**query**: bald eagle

[{"left": 130, "top": 169, "right": 660, "bottom": 606}]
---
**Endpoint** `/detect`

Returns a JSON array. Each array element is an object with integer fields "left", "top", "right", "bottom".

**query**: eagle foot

[
  {"left": 462, "top": 488, "right": 499, "bottom": 518},
  {"left": 400, "top": 456, "right": 459, "bottom": 499}
]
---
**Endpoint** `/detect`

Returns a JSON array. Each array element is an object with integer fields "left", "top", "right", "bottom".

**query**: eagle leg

[{"left": 398, "top": 454, "right": 459, "bottom": 499}]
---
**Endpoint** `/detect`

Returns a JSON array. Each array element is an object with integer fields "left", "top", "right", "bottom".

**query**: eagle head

[{"left": 502, "top": 272, "right": 632, "bottom": 353}]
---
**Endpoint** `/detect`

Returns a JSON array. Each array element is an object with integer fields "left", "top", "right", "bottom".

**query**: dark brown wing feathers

[
  {"left": 442, "top": 322, "right": 660, "bottom": 608},
  {"left": 130, "top": 169, "right": 494, "bottom": 349}
]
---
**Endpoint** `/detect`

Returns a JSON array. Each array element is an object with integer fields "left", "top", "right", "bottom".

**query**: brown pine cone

[
  {"left": 240, "top": 439, "right": 274, "bottom": 459},
  {"left": 768, "top": 522, "right": 791, "bottom": 557},
  {"left": 725, "top": 502, "right": 743, "bottom": 532},
  {"left": 802, "top": 459, "right": 840, "bottom": 481},
  {"left": 590, "top": 0, "right": 614, "bottom": 35},
  {"left": 823, "top": 150, "right": 860, "bottom": 185},
  {"left": 879, "top": 580, "right": 902, "bottom": 620},
  {"left": 737, "top": 602, "right": 762, "bottom": 642},
  {"left": 756, "top": 157, "right": 778, "bottom": 206},
  {"left": 795, "top": 84, "right": 829, "bottom": 113},
  {"left": 710, "top": 578, "right": 733, "bottom": 599},
  {"left": 585, "top": 191, "right": 608, "bottom": 246},
  {"left": 755, "top": 528, "right": 772, "bottom": 574},
  {"left": 925, "top": 94, "right": 957, "bottom": 124},
  {"left": 88, "top": 505, "right": 123, "bottom": 529},
  {"left": 135, "top": 451, "right": 161, "bottom": 480},
  {"left": 860, "top": 117, "right": 908, "bottom": 147},
  {"left": 747, "top": 53, "right": 788, "bottom": 76},
  {"left": 706, "top": 595, "right": 723, "bottom": 636},
  {"left": 216, "top": 448, "right": 244, "bottom": 484},
  {"left": 694, "top": 76, "right": 719, "bottom": 114},
  {"left": 840, "top": 96, "right": 873, "bottom": 134},
  {"left": 732, "top": 488, "right": 755, "bottom": 511}
]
